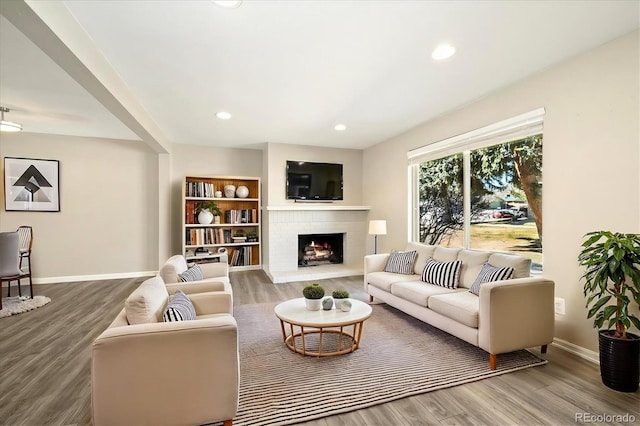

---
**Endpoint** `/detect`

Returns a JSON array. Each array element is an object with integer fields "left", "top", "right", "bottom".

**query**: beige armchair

[
  {"left": 160, "top": 255, "right": 230, "bottom": 290},
  {"left": 92, "top": 276, "right": 239, "bottom": 426}
]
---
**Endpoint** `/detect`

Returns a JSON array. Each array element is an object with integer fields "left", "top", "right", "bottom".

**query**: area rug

[
  {"left": 232, "top": 302, "right": 547, "bottom": 426},
  {"left": 0, "top": 295, "right": 51, "bottom": 319}
]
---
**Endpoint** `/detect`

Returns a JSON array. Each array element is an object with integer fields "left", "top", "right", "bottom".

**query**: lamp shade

[{"left": 368, "top": 220, "right": 387, "bottom": 235}]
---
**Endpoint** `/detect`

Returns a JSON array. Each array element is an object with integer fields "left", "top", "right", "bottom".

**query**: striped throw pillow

[
  {"left": 384, "top": 250, "right": 418, "bottom": 275},
  {"left": 163, "top": 290, "right": 196, "bottom": 322},
  {"left": 421, "top": 257, "right": 462, "bottom": 289},
  {"left": 468, "top": 262, "right": 515, "bottom": 296},
  {"left": 177, "top": 263, "right": 203, "bottom": 282}
]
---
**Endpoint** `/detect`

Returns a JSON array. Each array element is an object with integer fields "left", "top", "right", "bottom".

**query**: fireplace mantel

[{"left": 266, "top": 205, "right": 370, "bottom": 211}]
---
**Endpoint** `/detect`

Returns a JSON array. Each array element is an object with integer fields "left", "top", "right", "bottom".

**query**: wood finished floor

[{"left": 0, "top": 270, "right": 638, "bottom": 426}]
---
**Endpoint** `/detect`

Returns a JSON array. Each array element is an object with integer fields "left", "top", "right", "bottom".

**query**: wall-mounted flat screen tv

[{"left": 286, "top": 161, "right": 343, "bottom": 201}]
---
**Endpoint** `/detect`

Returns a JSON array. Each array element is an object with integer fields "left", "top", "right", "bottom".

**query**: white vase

[
  {"left": 236, "top": 185, "right": 249, "bottom": 198},
  {"left": 334, "top": 298, "right": 348, "bottom": 310},
  {"left": 305, "top": 298, "right": 322, "bottom": 311},
  {"left": 214, "top": 190, "right": 222, "bottom": 198},
  {"left": 224, "top": 185, "right": 236, "bottom": 198},
  {"left": 198, "top": 209, "right": 214, "bottom": 224}
]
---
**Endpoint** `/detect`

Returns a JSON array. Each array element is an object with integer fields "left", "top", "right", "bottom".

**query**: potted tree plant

[
  {"left": 195, "top": 201, "right": 221, "bottom": 224},
  {"left": 302, "top": 283, "right": 325, "bottom": 311},
  {"left": 332, "top": 289, "right": 350, "bottom": 310},
  {"left": 578, "top": 231, "right": 640, "bottom": 392}
]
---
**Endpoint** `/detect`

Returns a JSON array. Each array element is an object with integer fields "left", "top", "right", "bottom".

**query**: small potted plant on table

[
  {"left": 578, "top": 231, "right": 640, "bottom": 392},
  {"left": 332, "top": 289, "right": 350, "bottom": 310},
  {"left": 303, "top": 283, "right": 325, "bottom": 311}
]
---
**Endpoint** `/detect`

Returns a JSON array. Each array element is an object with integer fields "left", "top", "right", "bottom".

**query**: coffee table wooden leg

[
  {"left": 318, "top": 327, "right": 323, "bottom": 357},
  {"left": 279, "top": 320, "right": 286, "bottom": 342},
  {"left": 354, "top": 321, "right": 364, "bottom": 349},
  {"left": 289, "top": 323, "right": 296, "bottom": 352},
  {"left": 338, "top": 326, "right": 344, "bottom": 351},
  {"left": 300, "top": 326, "right": 306, "bottom": 355}
]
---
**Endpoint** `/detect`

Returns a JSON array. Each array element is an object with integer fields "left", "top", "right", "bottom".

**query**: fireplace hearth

[{"left": 298, "top": 233, "right": 344, "bottom": 267}]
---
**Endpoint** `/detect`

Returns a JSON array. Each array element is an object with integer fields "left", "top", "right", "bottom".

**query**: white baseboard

[
  {"left": 552, "top": 337, "right": 599, "bottom": 365},
  {"left": 0, "top": 271, "right": 158, "bottom": 285}
]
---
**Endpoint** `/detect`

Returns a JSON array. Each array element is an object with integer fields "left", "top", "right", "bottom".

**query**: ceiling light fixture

[
  {"left": 432, "top": 43, "right": 456, "bottom": 61},
  {"left": 334, "top": 124, "right": 346, "bottom": 131},
  {"left": 212, "top": 0, "right": 243, "bottom": 8},
  {"left": 216, "top": 111, "right": 232, "bottom": 120},
  {"left": 0, "top": 107, "right": 23, "bottom": 132}
]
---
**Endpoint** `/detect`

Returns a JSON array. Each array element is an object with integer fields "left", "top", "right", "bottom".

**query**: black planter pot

[{"left": 598, "top": 330, "right": 640, "bottom": 392}]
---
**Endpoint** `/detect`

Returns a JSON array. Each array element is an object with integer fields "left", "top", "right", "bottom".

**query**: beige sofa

[
  {"left": 92, "top": 275, "right": 238, "bottom": 426},
  {"left": 365, "top": 242, "right": 555, "bottom": 369}
]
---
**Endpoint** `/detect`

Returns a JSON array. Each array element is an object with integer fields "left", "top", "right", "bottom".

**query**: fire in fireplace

[{"left": 298, "top": 233, "right": 344, "bottom": 267}]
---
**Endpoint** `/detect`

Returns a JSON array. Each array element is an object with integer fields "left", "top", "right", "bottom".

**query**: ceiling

[{"left": 0, "top": 0, "right": 638, "bottom": 151}]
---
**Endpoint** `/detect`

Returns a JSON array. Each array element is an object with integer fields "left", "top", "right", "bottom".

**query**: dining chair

[
  {"left": 0, "top": 232, "right": 24, "bottom": 309},
  {"left": 16, "top": 226, "right": 34, "bottom": 298}
]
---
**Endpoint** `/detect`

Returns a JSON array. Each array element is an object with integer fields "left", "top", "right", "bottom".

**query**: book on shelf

[
  {"left": 224, "top": 209, "right": 258, "bottom": 224},
  {"left": 186, "top": 181, "right": 216, "bottom": 198},
  {"left": 229, "top": 246, "right": 252, "bottom": 266}
]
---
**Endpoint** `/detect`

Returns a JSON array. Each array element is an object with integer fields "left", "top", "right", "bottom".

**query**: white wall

[
  {"left": 363, "top": 31, "right": 640, "bottom": 352},
  {"left": 264, "top": 142, "right": 363, "bottom": 206},
  {"left": 0, "top": 132, "right": 159, "bottom": 281}
]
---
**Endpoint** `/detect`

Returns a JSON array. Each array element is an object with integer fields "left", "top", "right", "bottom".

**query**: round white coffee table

[{"left": 274, "top": 298, "right": 372, "bottom": 357}]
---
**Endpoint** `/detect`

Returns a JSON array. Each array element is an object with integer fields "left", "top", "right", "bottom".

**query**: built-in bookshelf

[{"left": 183, "top": 176, "right": 261, "bottom": 270}]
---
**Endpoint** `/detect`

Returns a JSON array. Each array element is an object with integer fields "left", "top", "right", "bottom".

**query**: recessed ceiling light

[
  {"left": 432, "top": 43, "right": 456, "bottom": 61},
  {"left": 334, "top": 124, "right": 346, "bottom": 131},
  {"left": 216, "top": 111, "right": 232, "bottom": 120},
  {"left": 212, "top": 0, "right": 242, "bottom": 8}
]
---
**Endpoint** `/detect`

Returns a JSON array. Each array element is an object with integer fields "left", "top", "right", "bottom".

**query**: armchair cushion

[
  {"left": 178, "top": 263, "right": 204, "bottom": 282},
  {"left": 163, "top": 290, "right": 196, "bottom": 322},
  {"left": 125, "top": 276, "right": 168, "bottom": 325}
]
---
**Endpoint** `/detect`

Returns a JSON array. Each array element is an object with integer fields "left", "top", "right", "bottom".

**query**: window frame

[{"left": 407, "top": 108, "right": 545, "bottom": 248}]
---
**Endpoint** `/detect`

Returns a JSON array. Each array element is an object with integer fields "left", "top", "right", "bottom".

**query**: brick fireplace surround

[{"left": 264, "top": 205, "right": 370, "bottom": 283}]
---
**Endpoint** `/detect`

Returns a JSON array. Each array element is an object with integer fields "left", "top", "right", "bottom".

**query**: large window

[{"left": 409, "top": 110, "right": 544, "bottom": 270}]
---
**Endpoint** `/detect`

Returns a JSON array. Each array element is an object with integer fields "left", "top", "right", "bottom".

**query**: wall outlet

[{"left": 554, "top": 297, "right": 566, "bottom": 315}]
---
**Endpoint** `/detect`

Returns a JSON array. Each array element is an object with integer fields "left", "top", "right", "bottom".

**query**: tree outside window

[{"left": 417, "top": 135, "right": 543, "bottom": 269}]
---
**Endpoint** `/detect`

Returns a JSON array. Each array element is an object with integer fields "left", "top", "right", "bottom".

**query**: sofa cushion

[
  {"left": 178, "top": 264, "right": 204, "bottom": 282},
  {"left": 487, "top": 252, "right": 531, "bottom": 278},
  {"left": 428, "top": 292, "right": 480, "bottom": 328},
  {"left": 468, "top": 262, "right": 515, "bottom": 296},
  {"left": 384, "top": 250, "right": 418, "bottom": 275},
  {"left": 457, "top": 250, "right": 491, "bottom": 288},
  {"left": 421, "top": 258, "right": 462, "bottom": 289},
  {"left": 125, "top": 276, "right": 169, "bottom": 324},
  {"left": 405, "top": 242, "right": 436, "bottom": 275},
  {"left": 367, "top": 271, "right": 420, "bottom": 292},
  {"left": 163, "top": 290, "right": 197, "bottom": 321},
  {"left": 433, "top": 246, "right": 462, "bottom": 262},
  {"left": 391, "top": 281, "right": 461, "bottom": 308}
]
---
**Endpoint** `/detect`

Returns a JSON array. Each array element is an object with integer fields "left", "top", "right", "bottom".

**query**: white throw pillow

[{"left": 125, "top": 276, "right": 169, "bottom": 324}]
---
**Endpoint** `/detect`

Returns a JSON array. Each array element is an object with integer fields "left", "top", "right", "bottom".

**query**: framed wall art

[{"left": 4, "top": 157, "right": 60, "bottom": 212}]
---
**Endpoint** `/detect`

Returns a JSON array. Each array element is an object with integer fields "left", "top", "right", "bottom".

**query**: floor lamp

[{"left": 368, "top": 220, "right": 387, "bottom": 254}]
